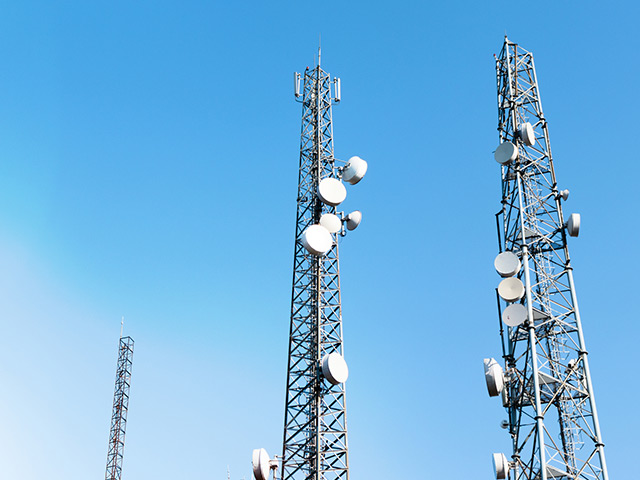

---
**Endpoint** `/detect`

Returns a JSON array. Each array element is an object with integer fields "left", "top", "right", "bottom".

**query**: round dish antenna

[
  {"left": 500, "top": 419, "right": 509, "bottom": 430},
  {"left": 320, "top": 213, "right": 342, "bottom": 233},
  {"left": 317, "top": 178, "right": 347, "bottom": 206},
  {"left": 484, "top": 358, "right": 505, "bottom": 397},
  {"left": 559, "top": 189, "right": 570, "bottom": 201},
  {"left": 345, "top": 210, "right": 362, "bottom": 231},
  {"left": 494, "top": 142, "right": 518, "bottom": 165},
  {"left": 502, "top": 303, "right": 528, "bottom": 327},
  {"left": 492, "top": 453, "right": 508, "bottom": 479},
  {"left": 301, "top": 225, "right": 333, "bottom": 256},
  {"left": 519, "top": 122, "right": 535, "bottom": 146},
  {"left": 252, "top": 448, "right": 271, "bottom": 480},
  {"left": 341, "top": 156, "right": 368, "bottom": 185},
  {"left": 321, "top": 352, "right": 349, "bottom": 385},
  {"left": 494, "top": 251, "right": 521, "bottom": 277},
  {"left": 498, "top": 277, "right": 525, "bottom": 302},
  {"left": 566, "top": 213, "right": 580, "bottom": 237}
]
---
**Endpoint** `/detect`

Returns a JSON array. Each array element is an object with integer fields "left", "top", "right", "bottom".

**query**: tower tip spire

[
  {"left": 120, "top": 316, "right": 124, "bottom": 338},
  {"left": 318, "top": 33, "right": 321, "bottom": 67}
]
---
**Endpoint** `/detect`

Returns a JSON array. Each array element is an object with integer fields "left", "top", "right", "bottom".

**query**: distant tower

[
  {"left": 253, "top": 49, "right": 367, "bottom": 480},
  {"left": 105, "top": 323, "right": 134, "bottom": 480},
  {"left": 485, "top": 38, "right": 609, "bottom": 480}
]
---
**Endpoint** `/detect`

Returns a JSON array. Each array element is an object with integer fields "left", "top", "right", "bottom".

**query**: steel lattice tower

[
  {"left": 490, "top": 38, "right": 608, "bottom": 480},
  {"left": 281, "top": 51, "right": 351, "bottom": 480},
  {"left": 105, "top": 333, "right": 134, "bottom": 480}
]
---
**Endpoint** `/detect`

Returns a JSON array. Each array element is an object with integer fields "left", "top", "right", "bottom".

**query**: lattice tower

[{"left": 491, "top": 37, "right": 609, "bottom": 480}]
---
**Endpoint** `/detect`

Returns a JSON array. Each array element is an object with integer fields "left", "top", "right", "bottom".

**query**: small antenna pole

[{"left": 120, "top": 317, "right": 124, "bottom": 338}]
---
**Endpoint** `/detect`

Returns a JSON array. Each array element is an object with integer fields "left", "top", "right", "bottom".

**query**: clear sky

[{"left": 0, "top": 1, "right": 637, "bottom": 479}]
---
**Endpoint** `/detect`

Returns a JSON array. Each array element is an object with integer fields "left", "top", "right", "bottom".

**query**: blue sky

[{"left": 0, "top": 1, "right": 637, "bottom": 479}]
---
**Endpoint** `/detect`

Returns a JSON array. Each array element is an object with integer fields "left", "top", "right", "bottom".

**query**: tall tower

[
  {"left": 485, "top": 38, "right": 609, "bottom": 480},
  {"left": 252, "top": 49, "right": 367, "bottom": 480},
  {"left": 105, "top": 327, "right": 135, "bottom": 480}
]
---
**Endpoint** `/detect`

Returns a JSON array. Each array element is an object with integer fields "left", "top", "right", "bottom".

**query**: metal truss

[
  {"left": 281, "top": 53, "right": 348, "bottom": 480},
  {"left": 493, "top": 38, "right": 608, "bottom": 480},
  {"left": 105, "top": 335, "right": 134, "bottom": 480}
]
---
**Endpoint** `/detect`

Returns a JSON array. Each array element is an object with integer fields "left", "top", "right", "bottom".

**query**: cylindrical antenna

[
  {"left": 333, "top": 77, "right": 341, "bottom": 103},
  {"left": 294, "top": 72, "right": 301, "bottom": 98}
]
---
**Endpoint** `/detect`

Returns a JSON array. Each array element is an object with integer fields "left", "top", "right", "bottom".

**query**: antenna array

[{"left": 484, "top": 38, "right": 609, "bottom": 480}]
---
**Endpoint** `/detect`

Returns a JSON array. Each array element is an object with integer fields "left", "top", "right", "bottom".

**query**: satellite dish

[
  {"left": 317, "top": 178, "right": 347, "bottom": 206},
  {"left": 498, "top": 277, "right": 525, "bottom": 302},
  {"left": 301, "top": 225, "right": 333, "bottom": 256},
  {"left": 252, "top": 448, "right": 271, "bottom": 480},
  {"left": 321, "top": 352, "right": 349, "bottom": 385},
  {"left": 492, "top": 453, "right": 508, "bottom": 479},
  {"left": 566, "top": 213, "right": 580, "bottom": 237},
  {"left": 320, "top": 213, "right": 342, "bottom": 233},
  {"left": 494, "top": 141, "right": 518, "bottom": 165},
  {"left": 559, "top": 189, "right": 570, "bottom": 201},
  {"left": 345, "top": 210, "right": 362, "bottom": 231},
  {"left": 494, "top": 251, "right": 521, "bottom": 277},
  {"left": 500, "top": 419, "right": 509, "bottom": 430},
  {"left": 502, "top": 303, "right": 528, "bottom": 327},
  {"left": 484, "top": 358, "right": 504, "bottom": 397},
  {"left": 341, "top": 156, "right": 368, "bottom": 185},
  {"left": 519, "top": 122, "right": 535, "bottom": 146}
]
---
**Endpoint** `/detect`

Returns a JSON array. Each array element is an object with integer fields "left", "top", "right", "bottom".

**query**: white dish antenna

[
  {"left": 484, "top": 358, "right": 504, "bottom": 397},
  {"left": 301, "top": 225, "right": 333, "bottom": 256},
  {"left": 566, "top": 213, "right": 580, "bottom": 237},
  {"left": 252, "top": 448, "right": 271, "bottom": 480},
  {"left": 345, "top": 210, "right": 362, "bottom": 231},
  {"left": 492, "top": 452, "right": 508, "bottom": 479},
  {"left": 519, "top": 122, "right": 535, "bottom": 146},
  {"left": 559, "top": 189, "right": 570, "bottom": 201},
  {"left": 320, "top": 213, "right": 342, "bottom": 233},
  {"left": 321, "top": 352, "right": 349, "bottom": 385},
  {"left": 502, "top": 303, "right": 528, "bottom": 327},
  {"left": 317, "top": 178, "right": 347, "bottom": 206},
  {"left": 494, "top": 251, "right": 521, "bottom": 278},
  {"left": 494, "top": 141, "right": 518, "bottom": 165},
  {"left": 341, "top": 156, "right": 368, "bottom": 185},
  {"left": 498, "top": 277, "right": 525, "bottom": 302}
]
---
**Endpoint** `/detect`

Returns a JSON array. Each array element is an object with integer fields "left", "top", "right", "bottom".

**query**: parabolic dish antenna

[
  {"left": 341, "top": 156, "right": 368, "bottom": 185},
  {"left": 321, "top": 352, "right": 349, "bottom": 385},
  {"left": 483, "top": 358, "right": 504, "bottom": 397},
  {"left": 519, "top": 122, "right": 535, "bottom": 146},
  {"left": 345, "top": 210, "right": 362, "bottom": 231},
  {"left": 252, "top": 448, "right": 271, "bottom": 480},
  {"left": 492, "top": 452, "right": 508, "bottom": 480},
  {"left": 301, "top": 225, "right": 333, "bottom": 256},
  {"left": 320, "top": 213, "right": 342, "bottom": 233},
  {"left": 566, "top": 213, "right": 580, "bottom": 237},
  {"left": 317, "top": 177, "right": 347, "bottom": 206},
  {"left": 498, "top": 277, "right": 525, "bottom": 302},
  {"left": 502, "top": 303, "right": 527, "bottom": 327},
  {"left": 494, "top": 142, "right": 518, "bottom": 165},
  {"left": 494, "top": 251, "right": 521, "bottom": 278}
]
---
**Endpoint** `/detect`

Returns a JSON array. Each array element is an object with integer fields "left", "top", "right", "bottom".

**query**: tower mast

[
  {"left": 279, "top": 52, "right": 363, "bottom": 480},
  {"left": 487, "top": 38, "right": 608, "bottom": 480},
  {"left": 105, "top": 323, "right": 135, "bottom": 480}
]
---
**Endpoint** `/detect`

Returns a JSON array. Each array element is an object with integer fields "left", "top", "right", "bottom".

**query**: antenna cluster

[{"left": 483, "top": 38, "right": 609, "bottom": 480}]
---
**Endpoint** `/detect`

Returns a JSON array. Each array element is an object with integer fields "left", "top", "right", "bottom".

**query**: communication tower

[
  {"left": 484, "top": 38, "right": 609, "bottom": 480},
  {"left": 252, "top": 49, "right": 367, "bottom": 480},
  {"left": 105, "top": 322, "right": 135, "bottom": 480}
]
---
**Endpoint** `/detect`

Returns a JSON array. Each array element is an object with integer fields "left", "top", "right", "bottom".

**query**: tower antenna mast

[
  {"left": 485, "top": 38, "right": 609, "bottom": 480},
  {"left": 105, "top": 323, "right": 135, "bottom": 480},
  {"left": 254, "top": 50, "right": 367, "bottom": 480}
]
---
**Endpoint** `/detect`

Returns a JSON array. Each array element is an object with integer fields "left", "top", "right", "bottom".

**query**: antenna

[
  {"left": 485, "top": 37, "right": 609, "bottom": 480},
  {"left": 252, "top": 51, "right": 368, "bottom": 480},
  {"left": 105, "top": 329, "right": 135, "bottom": 480}
]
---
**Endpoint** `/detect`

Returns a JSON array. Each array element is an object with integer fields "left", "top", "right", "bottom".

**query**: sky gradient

[{"left": 0, "top": 1, "right": 637, "bottom": 479}]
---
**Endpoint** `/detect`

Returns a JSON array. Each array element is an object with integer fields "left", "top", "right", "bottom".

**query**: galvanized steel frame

[
  {"left": 105, "top": 336, "right": 134, "bottom": 480},
  {"left": 281, "top": 58, "right": 349, "bottom": 480},
  {"left": 494, "top": 38, "right": 608, "bottom": 480}
]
